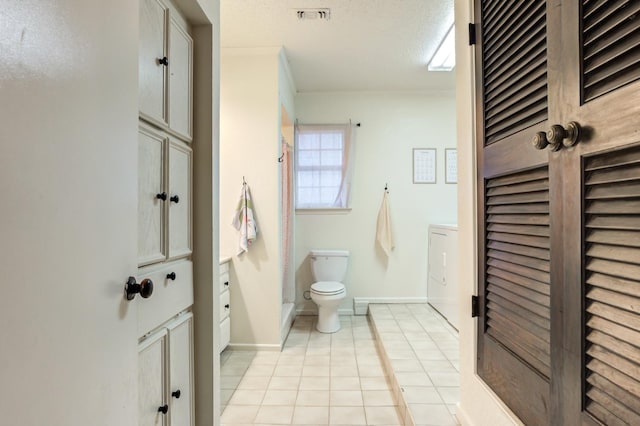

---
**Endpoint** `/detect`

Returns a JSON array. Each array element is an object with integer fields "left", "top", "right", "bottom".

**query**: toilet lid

[{"left": 311, "top": 281, "right": 345, "bottom": 295}]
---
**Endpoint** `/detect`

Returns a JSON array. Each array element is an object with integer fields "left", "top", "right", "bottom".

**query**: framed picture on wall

[
  {"left": 413, "top": 148, "right": 436, "bottom": 184},
  {"left": 445, "top": 148, "right": 457, "bottom": 184}
]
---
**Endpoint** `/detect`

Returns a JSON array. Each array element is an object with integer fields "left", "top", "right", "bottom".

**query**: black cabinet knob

[
  {"left": 167, "top": 272, "right": 176, "bottom": 281},
  {"left": 224, "top": 281, "right": 229, "bottom": 287},
  {"left": 158, "top": 56, "right": 169, "bottom": 66},
  {"left": 158, "top": 404, "right": 168, "bottom": 414},
  {"left": 172, "top": 389, "right": 181, "bottom": 399},
  {"left": 225, "top": 304, "right": 230, "bottom": 309},
  {"left": 170, "top": 195, "right": 180, "bottom": 203},
  {"left": 124, "top": 277, "right": 154, "bottom": 301},
  {"left": 156, "top": 192, "right": 167, "bottom": 201}
]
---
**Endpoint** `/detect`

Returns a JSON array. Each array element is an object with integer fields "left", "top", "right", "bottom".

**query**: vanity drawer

[
  {"left": 219, "top": 271, "right": 230, "bottom": 293},
  {"left": 138, "top": 260, "right": 194, "bottom": 337},
  {"left": 220, "top": 289, "right": 230, "bottom": 321},
  {"left": 220, "top": 317, "right": 230, "bottom": 352}
]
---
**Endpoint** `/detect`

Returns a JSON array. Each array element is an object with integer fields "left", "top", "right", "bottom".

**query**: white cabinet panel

[
  {"left": 139, "top": 0, "right": 168, "bottom": 125},
  {"left": 220, "top": 290, "right": 230, "bottom": 321},
  {"left": 139, "top": 125, "right": 167, "bottom": 266},
  {"left": 138, "top": 260, "right": 194, "bottom": 337},
  {"left": 168, "top": 314, "right": 194, "bottom": 426},
  {"left": 168, "top": 140, "right": 192, "bottom": 260},
  {"left": 139, "top": 329, "right": 168, "bottom": 426},
  {"left": 168, "top": 18, "right": 193, "bottom": 140},
  {"left": 220, "top": 317, "right": 230, "bottom": 353}
]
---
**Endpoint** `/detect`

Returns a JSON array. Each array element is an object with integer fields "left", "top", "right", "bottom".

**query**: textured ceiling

[{"left": 221, "top": 0, "right": 455, "bottom": 93}]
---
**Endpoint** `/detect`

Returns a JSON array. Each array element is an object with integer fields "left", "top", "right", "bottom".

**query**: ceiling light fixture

[
  {"left": 428, "top": 24, "right": 455, "bottom": 71},
  {"left": 296, "top": 8, "right": 331, "bottom": 21}
]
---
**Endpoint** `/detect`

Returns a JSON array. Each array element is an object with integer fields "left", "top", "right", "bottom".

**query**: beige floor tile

[
  {"left": 330, "top": 406, "right": 367, "bottom": 425},
  {"left": 364, "top": 406, "right": 402, "bottom": 425},
  {"left": 302, "top": 365, "right": 331, "bottom": 377},
  {"left": 331, "top": 365, "right": 360, "bottom": 377},
  {"left": 331, "top": 376, "right": 361, "bottom": 390},
  {"left": 274, "top": 364, "right": 304, "bottom": 377},
  {"left": 292, "top": 406, "right": 329, "bottom": 425},
  {"left": 395, "top": 372, "right": 432, "bottom": 387},
  {"left": 305, "top": 355, "right": 331, "bottom": 366},
  {"left": 408, "top": 403, "right": 457, "bottom": 426},
  {"left": 237, "top": 375, "right": 271, "bottom": 390},
  {"left": 427, "top": 372, "right": 459, "bottom": 387},
  {"left": 436, "top": 387, "right": 459, "bottom": 405},
  {"left": 297, "top": 390, "right": 330, "bottom": 406},
  {"left": 419, "top": 360, "right": 457, "bottom": 374},
  {"left": 244, "top": 363, "right": 276, "bottom": 376},
  {"left": 360, "top": 377, "right": 391, "bottom": 391},
  {"left": 402, "top": 387, "right": 443, "bottom": 404},
  {"left": 362, "top": 390, "right": 395, "bottom": 406},
  {"left": 254, "top": 405, "right": 294, "bottom": 424},
  {"left": 220, "top": 404, "right": 259, "bottom": 424},
  {"left": 220, "top": 375, "right": 243, "bottom": 390},
  {"left": 299, "top": 376, "right": 330, "bottom": 390},
  {"left": 262, "top": 389, "right": 298, "bottom": 406},
  {"left": 389, "top": 358, "right": 424, "bottom": 372},
  {"left": 227, "top": 389, "right": 266, "bottom": 405},
  {"left": 358, "top": 364, "right": 387, "bottom": 377},
  {"left": 268, "top": 376, "right": 301, "bottom": 390},
  {"left": 330, "top": 390, "right": 364, "bottom": 406}
]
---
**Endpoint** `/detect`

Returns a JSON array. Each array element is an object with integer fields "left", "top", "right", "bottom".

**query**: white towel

[
  {"left": 232, "top": 184, "right": 258, "bottom": 254},
  {"left": 376, "top": 191, "right": 394, "bottom": 256}
]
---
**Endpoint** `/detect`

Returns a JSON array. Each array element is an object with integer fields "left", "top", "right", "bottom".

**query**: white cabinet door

[
  {"left": 139, "top": 329, "right": 168, "bottom": 426},
  {"left": 168, "top": 17, "right": 193, "bottom": 140},
  {"left": 168, "top": 140, "right": 192, "bottom": 259},
  {"left": 168, "top": 314, "right": 194, "bottom": 426},
  {"left": 139, "top": 0, "right": 168, "bottom": 125},
  {"left": 139, "top": 125, "right": 167, "bottom": 266}
]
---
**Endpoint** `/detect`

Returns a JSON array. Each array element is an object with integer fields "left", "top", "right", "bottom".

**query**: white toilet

[{"left": 309, "top": 249, "right": 349, "bottom": 333}]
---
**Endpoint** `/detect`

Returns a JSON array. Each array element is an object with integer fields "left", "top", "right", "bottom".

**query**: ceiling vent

[{"left": 296, "top": 8, "right": 331, "bottom": 21}]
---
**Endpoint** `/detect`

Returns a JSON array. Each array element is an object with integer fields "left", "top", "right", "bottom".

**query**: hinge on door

[
  {"left": 471, "top": 295, "right": 479, "bottom": 318},
  {"left": 468, "top": 23, "right": 477, "bottom": 46}
]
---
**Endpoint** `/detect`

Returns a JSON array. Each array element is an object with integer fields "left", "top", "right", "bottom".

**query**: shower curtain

[{"left": 281, "top": 140, "right": 294, "bottom": 303}]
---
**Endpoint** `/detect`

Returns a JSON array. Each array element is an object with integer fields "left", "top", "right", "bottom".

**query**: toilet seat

[{"left": 311, "top": 281, "right": 345, "bottom": 295}]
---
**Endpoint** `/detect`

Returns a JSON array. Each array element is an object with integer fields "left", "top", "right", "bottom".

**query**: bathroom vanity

[{"left": 427, "top": 224, "right": 459, "bottom": 329}]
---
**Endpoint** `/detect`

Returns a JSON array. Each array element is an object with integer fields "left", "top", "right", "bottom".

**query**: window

[{"left": 295, "top": 124, "right": 355, "bottom": 209}]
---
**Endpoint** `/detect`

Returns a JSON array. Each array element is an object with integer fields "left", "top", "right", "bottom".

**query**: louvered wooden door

[{"left": 476, "top": 0, "right": 640, "bottom": 424}]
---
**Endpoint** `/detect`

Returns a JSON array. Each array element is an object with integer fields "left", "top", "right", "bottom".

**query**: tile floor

[{"left": 220, "top": 304, "right": 459, "bottom": 426}]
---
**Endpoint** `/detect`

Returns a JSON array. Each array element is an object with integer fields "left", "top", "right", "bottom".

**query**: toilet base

[{"left": 316, "top": 306, "right": 340, "bottom": 333}]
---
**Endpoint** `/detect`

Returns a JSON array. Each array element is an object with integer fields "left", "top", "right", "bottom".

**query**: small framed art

[{"left": 413, "top": 148, "right": 437, "bottom": 184}]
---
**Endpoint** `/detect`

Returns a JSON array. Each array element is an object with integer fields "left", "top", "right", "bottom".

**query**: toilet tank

[{"left": 310, "top": 250, "right": 350, "bottom": 282}]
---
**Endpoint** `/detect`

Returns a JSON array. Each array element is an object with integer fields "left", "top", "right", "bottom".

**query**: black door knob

[
  {"left": 158, "top": 56, "right": 169, "bottom": 66},
  {"left": 172, "top": 389, "right": 181, "bottom": 399},
  {"left": 124, "top": 277, "right": 154, "bottom": 301},
  {"left": 158, "top": 404, "right": 168, "bottom": 414},
  {"left": 167, "top": 272, "right": 176, "bottom": 281},
  {"left": 156, "top": 192, "right": 167, "bottom": 201},
  {"left": 170, "top": 195, "right": 180, "bottom": 203}
]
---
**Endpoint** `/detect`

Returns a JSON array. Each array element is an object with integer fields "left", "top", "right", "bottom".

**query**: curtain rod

[{"left": 295, "top": 119, "right": 361, "bottom": 127}]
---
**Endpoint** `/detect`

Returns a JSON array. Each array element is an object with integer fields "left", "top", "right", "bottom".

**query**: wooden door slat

[
  {"left": 586, "top": 400, "right": 627, "bottom": 426},
  {"left": 586, "top": 244, "right": 640, "bottom": 264},
  {"left": 586, "top": 230, "right": 640, "bottom": 247},
  {"left": 487, "top": 203, "right": 549, "bottom": 215},
  {"left": 487, "top": 275, "right": 550, "bottom": 308},
  {"left": 487, "top": 294, "right": 550, "bottom": 329},
  {"left": 487, "top": 283, "right": 550, "bottom": 319},
  {"left": 487, "top": 240, "right": 550, "bottom": 260},
  {"left": 586, "top": 200, "right": 640, "bottom": 215},
  {"left": 587, "top": 300, "right": 640, "bottom": 333},
  {"left": 587, "top": 316, "right": 640, "bottom": 350},
  {"left": 586, "top": 180, "right": 640, "bottom": 199},
  {"left": 488, "top": 248, "right": 550, "bottom": 272},
  {"left": 487, "top": 223, "right": 549, "bottom": 237},
  {"left": 488, "top": 258, "right": 550, "bottom": 286},
  {"left": 487, "top": 231, "right": 549, "bottom": 249},
  {"left": 587, "top": 272, "right": 640, "bottom": 299},
  {"left": 587, "top": 215, "right": 640, "bottom": 230},
  {"left": 585, "top": 148, "right": 640, "bottom": 172},
  {"left": 488, "top": 303, "right": 550, "bottom": 343},
  {"left": 588, "top": 358, "right": 640, "bottom": 401},
  {"left": 586, "top": 387, "right": 640, "bottom": 425},
  {"left": 586, "top": 163, "right": 640, "bottom": 185},
  {"left": 487, "top": 314, "right": 550, "bottom": 360},
  {"left": 587, "top": 373, "right": 640, "bottom": 418},
  {"left": 588, "top": 329, "right": 640, "bottom": 366},
  {"left": 487, "top": 213, "right": 549, "bottom": 226},
  {"left": 486, "top": 180, "right": 549, "bottom": 197},
  {"left": 587, "top": 287, "right": 640, "bottom": 316}
]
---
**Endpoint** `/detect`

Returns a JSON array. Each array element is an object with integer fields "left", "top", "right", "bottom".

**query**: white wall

[
  {"left": 454, "top": 0, "right": 522, "bottom": 424},
  {"left": 220, "top": 48, "right": 295, "bottom": 347},
  {"left": 294, "top": 92, "right": 457, "bottom": 313}
]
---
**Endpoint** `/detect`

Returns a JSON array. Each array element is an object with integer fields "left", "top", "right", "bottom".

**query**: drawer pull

[
  {"left": 224, "top": 304, "right": 230, "bottom": 309},
  {"left": 170, "top": 195, "right": 180, "bottom": 204},
  {"left": 157, "top": 56, "right": 169, "bottom": 66},
  {"left": 172, "top": 389, "right": 181, "bottom": 399},
  {"left": 158, "top": 404, "right": 168, "bottom": 414},
  {"left": 156, "top": 192, "right": 167, "bottom": 201},
  {"left": 167, "top": 272, "right": 176, "bottom": 281},
  {"left": 224, "top": 281, "right": 229, "bottom": 287}
]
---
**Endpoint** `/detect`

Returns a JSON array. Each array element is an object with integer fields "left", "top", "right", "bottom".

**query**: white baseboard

[
  {"left": 295, "top": 307, "right": 355, "bottom": 316},
  {"left": 455, "top": 403, "right": 473, "bottom": 426},
  {"left": 226, "top": 343, "right": 281, "bottom": 352},
  {"left": 353, "top": 297, "right": 428, "bottom": 315}
]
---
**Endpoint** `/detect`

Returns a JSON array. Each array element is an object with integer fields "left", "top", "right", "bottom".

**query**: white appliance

[{"left": 427, "top": 224, "right": 459, "bottom": 329}]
